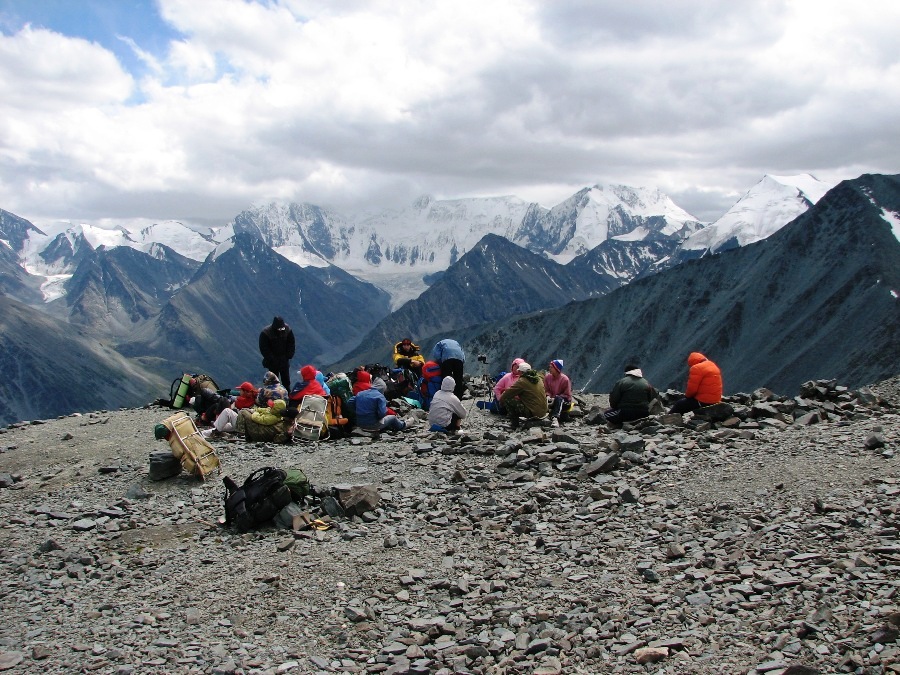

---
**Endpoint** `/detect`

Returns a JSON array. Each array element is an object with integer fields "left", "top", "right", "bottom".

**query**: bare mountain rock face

[
  {"left": 0, "top": 295, "right": 163, "bottom": 425},
  {"left": 118, "top": 233, "right": 391, "bottom": 387},
  {"left": 61, "top": 244, "right": 200, "bottom": 333},
  {"left": 336, "top": 233, "right": 617, "bottom": 369},
  {"left": 462, "top": 173, "right": 900, "bottom": 396},
  {"left": 0, "top": 375, "right": 895, "bottom": 673}
]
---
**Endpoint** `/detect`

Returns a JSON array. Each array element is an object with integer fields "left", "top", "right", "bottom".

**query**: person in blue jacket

[
  {"left": 347, "top": 387, "right": 406, "bottom": 433},
  {"left": 431, "top": 338, "right": 466, "bottom": 399}
]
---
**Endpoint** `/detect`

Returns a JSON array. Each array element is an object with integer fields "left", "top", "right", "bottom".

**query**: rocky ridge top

[{"left": 0, "top": 376, "right": 897, "bottom": 674}]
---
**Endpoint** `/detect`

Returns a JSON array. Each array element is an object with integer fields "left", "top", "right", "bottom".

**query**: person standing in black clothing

[{"left": 259, "top": 316, "right": 295, "bottom": 388}]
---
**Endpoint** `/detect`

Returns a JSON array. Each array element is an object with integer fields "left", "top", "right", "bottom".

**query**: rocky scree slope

[{"left": 0, "top": 377, "right": 897, "bottom": 674}]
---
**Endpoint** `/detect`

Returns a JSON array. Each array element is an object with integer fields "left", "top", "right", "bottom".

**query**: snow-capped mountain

[
  {"left": 680, "top": 174, "right": 832, "bottom": 254},
  {"left": 224, "top": 185, "right": 703, "bottom": 306},
  {"left": 518, "top": 184, "right": 703, "bottom": 262}
]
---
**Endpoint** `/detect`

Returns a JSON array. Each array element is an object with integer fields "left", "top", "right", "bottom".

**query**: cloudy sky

[{"left": 0, "top": 0, "right": 897, "bottom": 229}]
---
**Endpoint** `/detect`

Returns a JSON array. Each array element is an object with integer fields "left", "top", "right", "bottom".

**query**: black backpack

[{"left": 223, "top": 467, "right": 292, "bottom": 532}]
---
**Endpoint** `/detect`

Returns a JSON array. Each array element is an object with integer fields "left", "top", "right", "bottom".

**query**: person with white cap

[
  {"left": 544, "top": 359, "right": 572, "bottom": 428},
  {"left": 499, "top": 362, "right": 547, "bottom": 429},
  {"left": 605, "top": 361, "right": 657, "bottom": 425},
  {"left": 428, "top": 376, "right": 467, "bottom": 433}
]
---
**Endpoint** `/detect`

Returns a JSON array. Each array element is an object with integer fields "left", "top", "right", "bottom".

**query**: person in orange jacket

[{"left": 669, "top": 352, "right": 723, "bottom": 414}]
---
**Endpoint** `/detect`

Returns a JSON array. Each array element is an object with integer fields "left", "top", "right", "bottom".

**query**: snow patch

[
  {"left": 210, "top": 239, "right": 235, "bottom": 261},
  {"left": 40, "top": 274, "right": 72, "bottom": 302},
  {"left": 274, "top": 246, "right": 330, "bottom": 268},
  {"left": 881, "top": 208, "right": 900, "bottom": 243}
]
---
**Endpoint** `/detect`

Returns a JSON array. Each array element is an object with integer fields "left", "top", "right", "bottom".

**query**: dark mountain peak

[
  {"left": 39, "top": 229, "right": 95, "bottom": 269},
  {"left": 462, "top": 172, "right": 900, "bottom": 397},
  {"left": 0, "top": 209, "right": 44, "bottom": 252}
]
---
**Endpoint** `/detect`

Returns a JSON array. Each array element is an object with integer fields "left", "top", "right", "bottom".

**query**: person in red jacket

[
  {"left": 289, "top": 365, "right": 328, "bottom": 406},
  {"left": 670, "top": 352, "right": 723, "bottom": 414}
]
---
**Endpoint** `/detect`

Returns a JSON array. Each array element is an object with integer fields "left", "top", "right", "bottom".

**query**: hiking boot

[{"left": 550, "top": 417, "right": 559, "bottom": 428}]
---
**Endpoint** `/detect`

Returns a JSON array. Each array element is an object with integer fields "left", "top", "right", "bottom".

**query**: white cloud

[{"left": 0, "top": 0, "right": 897, "bottom": 229}]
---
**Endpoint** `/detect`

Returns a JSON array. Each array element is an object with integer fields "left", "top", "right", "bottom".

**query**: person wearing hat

[
  {"left": 256, "top": 371, "right": 288, "bottom": 407},
  {"left": 259, "top": 316, "right": 296, "bottom": 388},
  {"left": 393, "top": 338, "right": 423, "bottom": 366},
  {"left": 233, "top": 382, "right": 258, "bottom": 409},
  {"left": 544, "top": 359, "right": 572, "bottom": 428},
  {"left": 428, "top": 376, "right": 468, "bottom": 433},
  {"left": 605, "top": 362, "right": 657, "bottom": 425},
  {"left": 499, "top": 362, "right": 547, "bottom": 429},
  {"left": 289, "top": 364, "right": 328, "bottom": 406}
]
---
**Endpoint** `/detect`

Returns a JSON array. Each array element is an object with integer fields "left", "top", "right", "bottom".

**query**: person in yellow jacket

[
  {"left": 393, "top": 338, "right": 424, "bottom": 366},
  {"left": 251, "top": 398, "right": 288, "bottom": 425}
]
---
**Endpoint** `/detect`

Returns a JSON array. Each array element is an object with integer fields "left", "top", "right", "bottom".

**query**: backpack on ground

[
  {"left": 283, "top": 467, "right": 313, "bottom": 502},
  {"left": 223, "top": 467, "right": 292, "bottom": 532}
]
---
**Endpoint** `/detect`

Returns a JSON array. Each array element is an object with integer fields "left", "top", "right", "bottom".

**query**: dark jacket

[
  {"left": 259, "top": 317, "right": 295, "bottom": 368},
  {"left": 609, "top": 370, "right": 656, "bottom": 410}
]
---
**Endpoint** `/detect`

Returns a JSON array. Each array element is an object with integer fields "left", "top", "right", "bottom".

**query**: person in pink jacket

[
  {"left": 478, "top": 357, "right": 525, "bottom": 414},
  {"left": 544, "top": 359, "right": 572, "bottom": 427}
]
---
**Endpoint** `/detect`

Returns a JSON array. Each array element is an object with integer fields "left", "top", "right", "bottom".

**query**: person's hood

[
  {"left": 688, "top": 352, "right": 707, "bottom": 366},
  {"left": 356, "top": 370, "right": 371, "bottom": 384},
  {"left": 625, "top": 368, "right": 643, "bottom": 378},
  {"left": 263, "top": 371, "right": 279, "bottom": 385},
  {"left": 519, "top": 369, "right": 540, "bottom": 384},
  {"left": 440, "top": 376, "right": 456, "bottom": 392},
  {"left": 272, "top": 316, "right": 285, "bottom": 329},
  {"left": 300, "top": 365, "right": 317, "bottom": 381},
  {"left": 510, "top": 357, "right": 525, "bottom": 374}
]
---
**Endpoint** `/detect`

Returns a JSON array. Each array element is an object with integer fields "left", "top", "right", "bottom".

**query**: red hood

[{"left": 687, "top": 352, "right": 707, "bottom": 366}]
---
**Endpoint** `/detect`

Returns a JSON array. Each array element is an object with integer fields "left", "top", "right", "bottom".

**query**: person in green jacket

[
  {"left": 500, "top": 362, "right": 548, "bottom": 429},
  {"left": 604, "top": 363, "right": 657, "bottom": 425}
]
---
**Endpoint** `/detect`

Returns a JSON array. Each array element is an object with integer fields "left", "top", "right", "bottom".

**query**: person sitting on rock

[
  {"left": 352, "top": 368, "right": 373, "bottom": 395},
  {"left": 669, "top": 352, "right": 723, "bottom": 415},
  {"left": 480, "top": 357, "right": 525, "bottom": 414},
  {"left": 544, "top": 359, "right": 572, "bottom": 428},
  {"left": 393, "top": 338, "right": 423, "bottom": 366},
  {"left": 289, "top": 364, "right": 328, "bottom": 407},
  {"left": 428, "top": 376, "right": 467, "bottom": 433},
  {"left": 500, "top": 362, "right": 548, "bottom": 429},
  {"left": 233, "top": 382, "right": 258, "bottom": 409},
  {"left": 256, "top": 371, "right": 289, "bottom": 407},
  {"left": 605, "top": 362, "right": 657, "bottom": 425},
  {"left": 348, "top": 386, "right": 406, "bottom": 433},
  {"left": 190, "top": 387, "right": 231, "bottom": 427}
]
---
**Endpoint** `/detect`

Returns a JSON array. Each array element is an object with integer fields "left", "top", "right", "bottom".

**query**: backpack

[
  {"left": 420, "top": 361, "right": 442, "bottom": 411},
  {"left": 283, "top": 467, "right": 312, "bottom": 502},
  {"left": 326, "top": 395, "right": 351, "bottom": 436},
  {"left": 168, "top": 373, "right": 221, "bottom": 408},
  {"left": 326, "top": 375, "right": 353, "bottom": 404},
  {"left": 223, "top": 467, "right": 292, "bottom": 532}
]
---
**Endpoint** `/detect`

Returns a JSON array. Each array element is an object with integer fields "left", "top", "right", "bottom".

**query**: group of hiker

[{"left": 181, "top": 315, "right": 723, "bottom": 442}]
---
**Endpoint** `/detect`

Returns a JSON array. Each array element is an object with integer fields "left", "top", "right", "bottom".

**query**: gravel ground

[{"left": 0, "top": 376, "right": 897, "bottom": 675}]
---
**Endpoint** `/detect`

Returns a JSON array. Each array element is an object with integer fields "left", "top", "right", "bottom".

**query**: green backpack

[{"left": 283, "top": 468, "right": 312, "bottom": 501}]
